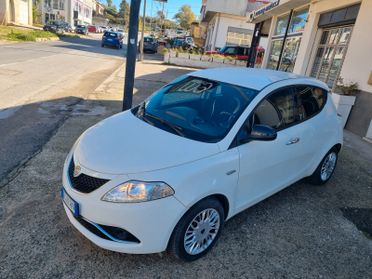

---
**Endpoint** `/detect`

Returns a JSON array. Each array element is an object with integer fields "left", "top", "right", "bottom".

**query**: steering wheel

[{"left": 215, "top": 96, "right": 241, "bottom": 127}]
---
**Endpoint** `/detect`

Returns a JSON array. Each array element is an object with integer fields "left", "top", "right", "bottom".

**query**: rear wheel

[
  {"left": 308, "top": 149, "right": 338, "bottom": 185},
  {"left": 168, "top": 197, "right": 224, "bottom": 261}
]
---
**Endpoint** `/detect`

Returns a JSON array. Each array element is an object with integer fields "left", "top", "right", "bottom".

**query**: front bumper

[{"left": 62, "top": 157, "right": 186, "bottom": 254}]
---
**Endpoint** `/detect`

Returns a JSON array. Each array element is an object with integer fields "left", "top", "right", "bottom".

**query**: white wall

[
  {"left": 339, "top": 0, "right": 372, "bottom": 93},
  {"left": 211, "top": 13, "right": 255, "bottom": 50},
  {"left": 205, "top": 0, "right": 249, "bottom": 17}
]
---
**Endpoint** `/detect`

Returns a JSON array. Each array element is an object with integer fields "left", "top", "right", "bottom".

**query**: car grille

[{"left": 68, "top": 158, "right": 109, "bottom": 193}]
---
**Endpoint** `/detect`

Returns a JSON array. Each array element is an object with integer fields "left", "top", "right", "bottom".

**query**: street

[{"left": 0, "top": 34, "right": 161, "bottom": 185}]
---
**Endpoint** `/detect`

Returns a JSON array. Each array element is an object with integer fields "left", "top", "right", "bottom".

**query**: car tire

[
  {"left": 168, "top": 197, "right": 224, "bottom": 261},
  {"left": 308, "top": 148, "right": 339, "bottom": 185}
]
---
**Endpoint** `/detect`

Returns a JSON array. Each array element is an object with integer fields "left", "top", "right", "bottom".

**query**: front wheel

[
  {"left": 308, "top": 149, "right": 338, "bottom": 185},
  {"left": 168, "top": 197, "right": 224, "bottom": 261}
]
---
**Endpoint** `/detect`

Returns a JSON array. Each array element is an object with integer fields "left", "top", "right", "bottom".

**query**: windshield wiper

[{"left": 145, "top": 113, "right": 185, "bottom": 137}]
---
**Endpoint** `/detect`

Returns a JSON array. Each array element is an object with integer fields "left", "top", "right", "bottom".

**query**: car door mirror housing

[
  {"left": 238, "top": 124, "right": 277, "bottom": 144},
  {"left": 249, "top": 124, "right": 277, "bottom": 141}
]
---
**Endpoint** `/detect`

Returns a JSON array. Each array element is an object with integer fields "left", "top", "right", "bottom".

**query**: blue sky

[{"left": 111, "top": 0, "right": 201, "bottom": 20}]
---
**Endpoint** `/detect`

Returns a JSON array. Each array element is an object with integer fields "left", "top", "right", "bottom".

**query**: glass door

[{"left": 310, "top": 26, "right": 353, "bottom": 89}]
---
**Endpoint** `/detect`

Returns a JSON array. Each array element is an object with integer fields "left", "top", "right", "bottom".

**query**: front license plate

[
  {"left": 107, "top": 38, "right": 113, "bottom": 41},
  {"left": 61, "top": 188, "right": 79, "bottom": 217}
]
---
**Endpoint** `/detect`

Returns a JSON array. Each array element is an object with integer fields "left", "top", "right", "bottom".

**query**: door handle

[{"left": 286, "top": 137, "right": 300, "bottom": 145}]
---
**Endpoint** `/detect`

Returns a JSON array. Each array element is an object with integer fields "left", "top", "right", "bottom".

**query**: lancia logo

[{"left": 73, "top": 164, "right": 82, "bottom": 177}]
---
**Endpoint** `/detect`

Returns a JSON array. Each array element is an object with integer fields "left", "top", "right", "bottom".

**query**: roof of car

[{"left": 189, "top": 68, "right": 326, "bottom": 91}]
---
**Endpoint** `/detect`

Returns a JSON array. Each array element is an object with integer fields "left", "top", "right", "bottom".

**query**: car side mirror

[
  {"left": 250, "top": 124, "right": 277, "bottom": 141},
  {"left": 239, "top": 124, "right": 277, "bottom": 144}
]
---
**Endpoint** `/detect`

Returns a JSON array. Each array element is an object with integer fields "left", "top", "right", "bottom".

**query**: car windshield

[
  {"left": 77, "top": 25, "right": 85, "bottom": 28},
  {"left": 105, "top": 32, "right": 117, "bottom": 37},
  {"left": 133, "top": 76, "right": 258, "bottom": 142}
]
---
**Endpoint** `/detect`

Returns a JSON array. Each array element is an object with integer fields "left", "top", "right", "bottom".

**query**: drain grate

[{"left": 341, "top": 207, "right": 372, "bottom": 239}]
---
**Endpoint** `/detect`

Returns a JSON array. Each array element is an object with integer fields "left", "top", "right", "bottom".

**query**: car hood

[{"left": 74, "top": 111, "right": 221, "bottom": 175}]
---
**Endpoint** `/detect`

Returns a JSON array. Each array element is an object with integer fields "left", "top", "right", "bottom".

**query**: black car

[
  {"left": 43, "top": 21, "right": 71, "bottom": 34},
  {"left": 75, "top": 25, "right": 88, "bottom": 35},
  {"left": 141, "top": 37, "right": 158, "bottom": 53}
]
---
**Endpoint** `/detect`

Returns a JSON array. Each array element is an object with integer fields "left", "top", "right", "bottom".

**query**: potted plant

[{"left": 331, "top": 77, "right": 359, "bottom": 128}]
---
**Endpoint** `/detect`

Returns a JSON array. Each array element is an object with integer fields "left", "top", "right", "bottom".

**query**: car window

[
  {"left": 223, "top": 47, "right": 236, "bottom": 55},
  {"left": 294, "top": 86, "right": 326, "bottom": 120},
  {"left": 252, "top": 99, "right": 282, "bottom": 129},
  {"left": 133, "top": 76, "right": 258, "bottom": 143}
]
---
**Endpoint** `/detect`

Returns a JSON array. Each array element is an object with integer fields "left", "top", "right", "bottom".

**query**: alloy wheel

[{"left": 183, "top": 208, "right": 220, "bottom": 255}]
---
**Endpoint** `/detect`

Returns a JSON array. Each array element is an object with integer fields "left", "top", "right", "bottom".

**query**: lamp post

[{"left": 122, "top": 0, "right": 142, "bottom": 111}]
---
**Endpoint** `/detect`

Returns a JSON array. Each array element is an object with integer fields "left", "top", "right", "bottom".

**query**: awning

[{"left": 248, "top": 0, "right": 310, "bottom": 23}]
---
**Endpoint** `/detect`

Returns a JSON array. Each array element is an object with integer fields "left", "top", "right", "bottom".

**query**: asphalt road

[{"left": 0, "top": 34, "right": 155, "bottom": 184}]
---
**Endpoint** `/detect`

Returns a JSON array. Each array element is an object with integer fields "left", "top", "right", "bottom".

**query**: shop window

[
  {"left": 278, "top": 36, "right": 301, "bottom": 72},
  {"left": 274, "top": 14, "right": 290, "bottom": 36},
  {"left": 267, "top": 7, "right": 309, "bottom": 72},
  {"left": 310, "top": 26, "right": 353, "bottom": 89},
  {"left": 288, "top": 8, "right": 308, "bottom": 33},
  {"left": 267, "top": 40, "right": 283, "bottom": 70}
]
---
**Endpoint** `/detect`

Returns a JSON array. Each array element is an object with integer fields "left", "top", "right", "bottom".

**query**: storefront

[{"left": 248, "top": 0, "right": 372, "bottom": 139}]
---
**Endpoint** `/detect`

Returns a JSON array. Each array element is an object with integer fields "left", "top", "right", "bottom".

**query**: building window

[
  {"left": 52, "top": 0, "right": 58, "bottom": 10},
  {"left": 310, "top": 26, "right": 353, "bottom": 89},
  {"left": 59, "top": 0, "right": 64, "bottom": 10},
  {"left": 226, "top": 27, "right": 253, "bottom": 46},
  {"left": 267, "top": 7, "right": 309, "bottom": 72}
]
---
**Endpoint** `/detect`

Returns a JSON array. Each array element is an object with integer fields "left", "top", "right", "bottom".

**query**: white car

[{"left": 61, "top": 68, "right": 342, "bottom": 261}]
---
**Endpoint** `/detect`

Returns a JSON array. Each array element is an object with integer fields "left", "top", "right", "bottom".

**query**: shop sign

[{"left": 249, "top": 0, "right": 280, "bottom": 21}]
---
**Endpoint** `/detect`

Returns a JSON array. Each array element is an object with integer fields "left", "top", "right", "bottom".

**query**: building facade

[
  {"left": 40, "top": 0, "right": 93, "bottom": 26},
  {"left": 201, "top": 0, "right": 267, "bottom": 50},
  {"left": 0, "top": 0, "right": 33, "bottom": 26},
  {"left": 248, "top": 0, "right": 372, "bottom": 139}
]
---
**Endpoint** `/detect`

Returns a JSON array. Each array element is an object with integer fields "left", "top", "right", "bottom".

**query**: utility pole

[
  {"left": 122, "top": 0, "right": 142, "bottom": 111},
  {"left": 139, "top": 0, "right": 147, "bottom": 61}
]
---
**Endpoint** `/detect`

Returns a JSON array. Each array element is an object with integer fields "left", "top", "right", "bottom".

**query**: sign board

[{"left": 249, "top": 0, "right": 280, "bottom": 22}]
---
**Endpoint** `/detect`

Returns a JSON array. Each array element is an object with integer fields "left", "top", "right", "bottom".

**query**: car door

[{"left": 234, "top": 86, "right": 309, "bottom": 212}]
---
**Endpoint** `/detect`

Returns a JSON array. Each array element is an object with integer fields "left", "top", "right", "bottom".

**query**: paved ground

[
  {"left": 0, "top": 60, "right": 371, "bottom": 278},
  {"left": 0, "top": 34, "right": 161, "bottom": 185}
]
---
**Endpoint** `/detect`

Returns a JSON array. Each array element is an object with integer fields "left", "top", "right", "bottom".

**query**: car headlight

[{"left": 101, "top": 181, "right": 174, "bottom": 203}]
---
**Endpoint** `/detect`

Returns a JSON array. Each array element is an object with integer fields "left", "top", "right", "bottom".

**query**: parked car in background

[
  {"left": 100, "top": 26, "right": 107, "bottom": 33},
  {"left": 75, "top": 25, "right": 88, "bottom": 35},
  {"left": 141, "top": 36, "right": 158, "bottom": 53},
  {"left": 206, "top": 45, "right": 250, "bottom": 60},
  {"left": 88, "top": 25, "right": 97, "bottom": 33},
  {"left": 43, "top": 21, "right": 72, "bottom": 34},
  {"left": 61, "top": 68, "right": 342, "bottom": 261},
  {"left": 101, "top": 31, "right": 123, "bottom": 49}
]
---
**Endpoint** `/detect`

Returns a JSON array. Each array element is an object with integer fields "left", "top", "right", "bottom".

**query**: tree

[
  {"left": 106, "top": 0, "right": 113, "bottom": 8},
  {"left": 119, "top": 0, "right": 130, "bottom": 26},
  {"left": 174, "top": 5, "right": 196, "bottom": 30}
]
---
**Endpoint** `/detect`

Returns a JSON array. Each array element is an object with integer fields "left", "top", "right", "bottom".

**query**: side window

[
  {"left": 294, "top": 86, "right": 326, "bottom": 120},
  {"left": 252, "top": 99, "right": 282, "bottom": 129},
  {"left": 267, "top": 87, "right": 296, "bottom": 128}
]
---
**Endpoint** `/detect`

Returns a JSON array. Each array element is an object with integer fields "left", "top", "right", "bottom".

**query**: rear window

[
  {"left": 105, "top": 32, "right": 117, "bottom": 37},
  {"left": 144, "top": 37, "right": 153, "bottom": 43}
]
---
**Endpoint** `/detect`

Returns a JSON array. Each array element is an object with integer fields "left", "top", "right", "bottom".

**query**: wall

[
  {"left": 339, "top": 0, "right": 372, "bottom": 93},
  {"left": 205, "top": 13, "right": 255, "bottom": 50},
  {"left": 0, "top": 0, "right": 32, "bottom": 25},
  {"left": 204, "top": 0, "right": 249, "bottom": 17}
]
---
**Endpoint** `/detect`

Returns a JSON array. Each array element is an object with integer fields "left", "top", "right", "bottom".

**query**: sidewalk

[{"left": 0, "top": 61, "right": 371, "bottom": 278}]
